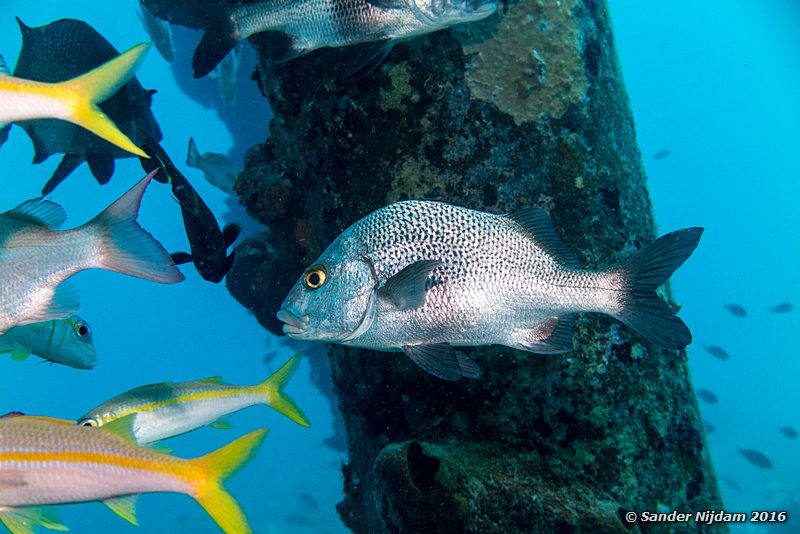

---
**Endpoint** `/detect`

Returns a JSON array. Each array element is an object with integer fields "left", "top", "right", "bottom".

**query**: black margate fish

[
  {"left": 6, "top": 18, "right": 162, "bottom": 195},
  {"left": 696, "top": 389, "right": 719, "bottom": 404},
  {"left": 703, "top": 345, "right": 729, "bottom": 360},
  {"left": 191, "top": 0, "right": 497, "bottom": 78},
  {"left": 278, "top": 201, "right": 703, "bottom": 380}
]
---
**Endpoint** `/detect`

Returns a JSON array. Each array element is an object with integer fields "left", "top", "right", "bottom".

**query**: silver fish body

[
  {"left": 137, "top": 4, "right": 174, "bottom": 62},
  {"left": 0, "top": 314, "right": 97, "bottom": 369},
  {"left": 278, "top": 201, "right": 703, "bottom": 380},
  {"left": 192, "top": 0, "right": 496, "bottom": 77},
  {"left": 0, "top": 174, "right": 183, "bottom": 334}
]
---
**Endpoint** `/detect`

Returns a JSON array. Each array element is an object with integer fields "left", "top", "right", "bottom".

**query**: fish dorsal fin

[
  {"left": 6, "top": 199, "right": 68, "bottom": 228},
  {"left": 101, "top": 413, "right": 138, "bottom": 443},
  {"left": 403, "top": 344, "right": 482, "bottom": 381},
  {"left": 0, "top": 505, "right": 67, "bottom": 534},
  {"left": 103, "top": 495, "right": 139, "bottom": 526},
  {"left": 210, "top": 418, "right": 233, "bottom": 430},
  {"left": 377, "top": 260, "right": 443, "bottom": 311},
  {"left": 506, "top": 209, "right": 580, "bottom": 267},
  {"left": 198, "top": 376, "right": 225, "bottom": 384}
]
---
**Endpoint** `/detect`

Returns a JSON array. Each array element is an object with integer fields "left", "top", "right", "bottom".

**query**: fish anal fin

[
  {"left": 506, "top": 208, "right": 580, "bottom": 267},
  {"left": 515, "top": 315, "right": 575, "bottom": 354},
  {"left": 86, "top": 153, "right": 115, "bottom": 185},
  {"left": 0, "top": 506, "right": 68, "bottom": 534},
  {"left": 103, "top": 495, "right": 138, "bottom": 526},
  {"left": 403, "top": 344, "right": 482, "bottom": 381},
  {"left": 6, "top": 199, "right": 68, "bottom": 228},
  {"left": 377, "top": 260, "right": 443, "bottom": 311},
  {"left": 259, "top": 32, "right": 306, "bottom": 64},
  {"left": 41, "top": 154, "right": 85, "bottom": 196}
]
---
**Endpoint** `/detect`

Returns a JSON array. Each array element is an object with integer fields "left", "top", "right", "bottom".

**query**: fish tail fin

[
  {"left": 0, "top": 506, "right": 68, "bottom": 534},
  {"left": 86, "top": 171, "right": 184, "bottom": 284},
  {"left": 611, "top": 227, "right": 704, "bottom": 349},
  {"left": 186, "top": 137, "right": 200, "bottom": 167},
  {"left": 62, "top": 43, "right": 151, "bottom": 158},
  {"left": 257, "top": 353, "right": 311, "bottom": 428},
  {"left": 191, "top": 429, "right": 267, "bottom": 534},
  {"left": 192, "top": 16, "right": 239, "bottom": 79}
]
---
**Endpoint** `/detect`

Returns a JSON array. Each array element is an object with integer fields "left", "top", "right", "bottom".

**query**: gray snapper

[
  {"left": 137, "top": 3, "right": 175, "bottom": 62},
  {"left": 278, "top": 201, "right": 703, "bottom": 380},
  {"left": 191, "top": 0, "right": 496, "bottom": 78},
  {"left": 0, "top": 171, "right": 184, "bottom": 335},
  {"left": 186, "top": 137, "right": 240, "bottom": 194},
  {"left": 0, "top": 315, "right": 97, "bottom": 369}
]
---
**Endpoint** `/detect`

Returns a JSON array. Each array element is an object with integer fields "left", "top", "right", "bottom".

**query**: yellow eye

[{"left": 303, "top": 265, "right": 327, "bottom": 290}]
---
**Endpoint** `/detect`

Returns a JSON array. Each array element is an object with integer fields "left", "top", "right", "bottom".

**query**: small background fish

[{"left": 0, "top": 315, "right": 97, "bottom": 369}]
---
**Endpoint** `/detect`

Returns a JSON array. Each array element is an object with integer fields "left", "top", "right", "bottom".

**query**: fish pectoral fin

[
  {"left": 515, "top": 315, "right": 575, "bottom": 354},
  {"left": 403, "top": 344, "right": 482, "bottom": 381},
  {"left": 342, "top": 41, "right": 395, "bottom": 78},
  {"left": 103, "top": 495, "right": 139, "bottom": 526},
  {"left": 377, "top": 260, "right": 444, "bottom": 311},
  {"left": 0, "top": 506, "right": 67, "bottom": 534},
  {"left": 100, "top": 413, "right": 138, "bottom": 443},
  {"left": 210, "top": 419, "right": 233, "bottom": 430},
  {"left": 26, "top": 282, "right": 81, "bottom": 326},
  {"left": 10, "top": 349, "right": 31, "bottom": 362}
]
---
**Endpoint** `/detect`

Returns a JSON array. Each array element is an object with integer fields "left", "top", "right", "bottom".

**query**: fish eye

[
  {"left": 79, "top": 419, "right": 98, "bottom": 427},
  {"left": 74, "top": 321, "right": 90, "bottom": 338},
  {"left": 303, "top": 265, "right": 328, "bottom": 290}
]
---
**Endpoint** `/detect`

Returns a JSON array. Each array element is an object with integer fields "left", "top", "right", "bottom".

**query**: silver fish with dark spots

[
  {"left": 278, "top": 201, "right": 703, "bottom": 380},
  {"left": 191, "top": 0, "right": 497, "bottom": 78}
]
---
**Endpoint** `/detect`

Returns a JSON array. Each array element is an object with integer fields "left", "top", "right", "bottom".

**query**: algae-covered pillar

[{"left": 146, "top": 0, "right": 723, "bottom": 530}]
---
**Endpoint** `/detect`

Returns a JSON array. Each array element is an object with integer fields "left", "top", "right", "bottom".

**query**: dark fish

[
  {"left": 191, "top": 0, "right": 496, "bottom": 78},
  {"left": 653, "top": 149, "right": 671, "bottom": 160},
  {"left": 139, "top": 138, "right": 239, "bottom": 283},
  {"left": 7, "top": 18, "right": 161, "bottom": 195},
  {"left": 703, "top": 420, "right": 715, "bottom": 434},
  {"left": 718, "top": 476, "right": 740, "bottom": 492},
  {"left": 738, "top": 447, "right": 773, "bottom": 469},
  {"left": 724, "top": 303, "right": 747, "bottom": 317},
  {"left": 297, "top": 493, "right": 319, "bottom": 510},
  {"left": 696, "top": 389, "right": 718, "bottom": 404},
  {"left": 771, "top": 302, "right": 793, "bottom": 313},
  {"left": 779, "top": 426, "right": 798, "bottom": 439},
  {"left": 703, "top": 345, "right": 729, "bottom": 360}
]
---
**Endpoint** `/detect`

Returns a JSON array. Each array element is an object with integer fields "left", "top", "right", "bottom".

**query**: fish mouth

[{"left": 277, "top": 309, "right": 310, "bottom": 337}]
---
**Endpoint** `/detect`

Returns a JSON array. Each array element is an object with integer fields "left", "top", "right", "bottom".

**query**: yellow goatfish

[
  {"left": 79, "top": 353, "right": 310, "bottom": 444},
  {"left": 0, "top": 414, "right": 265, "bottom": 534},
  {"left": 0, "top": 43, "right": 151, "bottom": 158}
]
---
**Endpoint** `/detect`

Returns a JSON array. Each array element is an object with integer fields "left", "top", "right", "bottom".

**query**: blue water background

[{"left": 0, "top": 1, "right": 797, "bottom": 532}]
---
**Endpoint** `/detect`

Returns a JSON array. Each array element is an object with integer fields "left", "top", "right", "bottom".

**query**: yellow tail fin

[
  {"left": 258, "top": 353, "right": 311, "bottom": 428},
  {"left": 62, "top": 43, "right": 151, "bottom": 158},
  {"left": 192, "top": 429, "right": 267, "bottom": 534}
]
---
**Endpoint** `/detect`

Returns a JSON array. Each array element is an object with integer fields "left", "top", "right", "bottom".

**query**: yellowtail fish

[
  {"left": 0, "top": 171, "right": 184, "bottom": 335},
  {"left": 0, "top": 314, "right": 96, "bottom": 369},
  {"left": 78, "top": 353, "right": 310, "bottom": 443},
  {"left": 0, "top": 42, "right": 151, "bottom": 158},
  {"left": 0, "top": 414, "right": 265, "bottom": 534}
]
